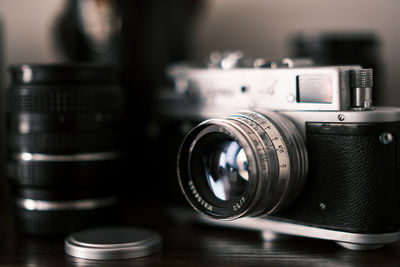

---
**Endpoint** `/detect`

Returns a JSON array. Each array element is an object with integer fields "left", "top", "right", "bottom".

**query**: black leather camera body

[{"left": 274, "top": 120, "right": 400, "bottom": 235}]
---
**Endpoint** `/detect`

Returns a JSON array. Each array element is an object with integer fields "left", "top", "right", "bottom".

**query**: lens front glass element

[{"left": 204, "top": 140, "right": 249, "bottom": 201}]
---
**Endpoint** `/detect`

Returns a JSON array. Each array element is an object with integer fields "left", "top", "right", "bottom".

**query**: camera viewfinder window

[{"left": 296, "top": 75, "right": 333, "bottom": 103}]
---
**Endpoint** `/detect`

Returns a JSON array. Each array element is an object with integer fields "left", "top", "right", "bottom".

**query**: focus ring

[
  {"left": 15, "top": 205, "right": 120, "bottom": 235},
  {"left": 7, "top": 85, "right": 124, "bottom": 113},
  {"left": 227, "top": 114, "right": 287, "bottom": 216}
]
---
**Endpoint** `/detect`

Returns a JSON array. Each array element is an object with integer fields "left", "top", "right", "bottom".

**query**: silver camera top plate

[{"left": 169, "top": 64, "right": 362, "bottom": 112}]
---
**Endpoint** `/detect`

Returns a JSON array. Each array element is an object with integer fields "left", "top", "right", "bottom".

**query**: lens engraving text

[{"left": 188, "top": 181, "right": 213, "bottom": 211}]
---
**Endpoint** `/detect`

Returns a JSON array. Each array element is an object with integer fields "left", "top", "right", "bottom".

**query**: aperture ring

[
  {"left": 7, "top": 156, "right": 123, "bottom": 186},
  {"left": 8, "top": 113, "right": 124, "bottom": 133},
  {"left": 8, "top": 132, "right": 124, "bottom": 153}
]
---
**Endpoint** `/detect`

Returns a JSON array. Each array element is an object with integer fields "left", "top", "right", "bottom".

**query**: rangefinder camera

[{"left": 160, "top": 52, "right": 400, "bottom": 250}]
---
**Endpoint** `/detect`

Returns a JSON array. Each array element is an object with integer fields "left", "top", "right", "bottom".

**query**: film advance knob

[{"left": 350, "top": 69, "right": 374, "bottom": 110}]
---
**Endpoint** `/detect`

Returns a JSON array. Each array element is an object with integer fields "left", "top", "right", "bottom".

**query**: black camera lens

[
  {"left": 178, "top": 111, "right": 308, "bottom": 219},
  {"left": 6, "top": 64, "right": 125, "bottom": 235}
]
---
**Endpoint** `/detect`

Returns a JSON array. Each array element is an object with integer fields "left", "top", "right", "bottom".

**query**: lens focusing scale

[{"left": 178, "top": 110, "right": 308, "bottom": 219}]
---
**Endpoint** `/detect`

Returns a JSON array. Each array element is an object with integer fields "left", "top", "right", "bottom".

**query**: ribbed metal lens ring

[
  {"left": 229, "top": 111, "right": 308, "bottom": 215},
  {"left": 178, "top": 110, "right": 308, "bottom": 220},
  {"left": 7, "top": 85, "right": 124, "bottom": 113},
  {"left": 6, "top": 64, "right": 124, "bottom": 235}
]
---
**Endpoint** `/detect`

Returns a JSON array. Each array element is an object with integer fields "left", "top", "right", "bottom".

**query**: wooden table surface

[{"left": 0, "top": 201, "right": 400, "bottom": 267}]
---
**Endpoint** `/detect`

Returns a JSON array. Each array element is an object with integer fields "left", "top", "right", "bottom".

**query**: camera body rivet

[
  {"left": 379, "top": 133, "right": 393, "bottom": 145},
  {"left": 287, "top": 94, "right": 295, "bottom": 103}
]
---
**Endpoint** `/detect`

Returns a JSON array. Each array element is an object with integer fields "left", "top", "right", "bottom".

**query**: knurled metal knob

[
  {"left": 350, "top": 69, "right": 373, "bottom": 88},
  {"left": 350, "top": 69, "right": 374, "bottom": 110}
]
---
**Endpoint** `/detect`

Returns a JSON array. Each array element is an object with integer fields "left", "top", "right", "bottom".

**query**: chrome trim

[
  {"left": 16, "top": 196, "right": 118, "bottom": 211},
  {"left": 199, "top": 215, "right": 400, "bottom": 249},
  {"left": 14, "top": 151, "right": 122, "bottom": 162},
  {"left": 280, "top": 107, "right": 400, "bottom": 137}
]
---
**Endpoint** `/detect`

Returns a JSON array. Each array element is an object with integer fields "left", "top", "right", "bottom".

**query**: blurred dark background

[
  {"left": 1, "top": 0, "right": 400, "bottom": 103},
  {"left": 0, "top": 0, "right": 399, "bottom": 212}
]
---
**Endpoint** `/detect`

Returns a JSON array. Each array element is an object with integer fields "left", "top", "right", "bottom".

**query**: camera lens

[
  {"left": 178, "top": 110, "right": 308, "bottom": 220},
  {"left": 204, "top": 139, "right": 249, "bottom": 201},
  {"left": 6, "top": 64, "right": 124, "bottom": 235}
]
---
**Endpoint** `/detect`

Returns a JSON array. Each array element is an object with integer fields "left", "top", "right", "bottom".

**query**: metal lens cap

[{"left": 65, "top": 227, "right": 162, "bottom": 260}]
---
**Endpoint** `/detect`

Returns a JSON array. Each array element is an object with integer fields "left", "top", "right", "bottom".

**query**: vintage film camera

[{"left": 157, "top": 51, "right": 400, "bottom": 250}]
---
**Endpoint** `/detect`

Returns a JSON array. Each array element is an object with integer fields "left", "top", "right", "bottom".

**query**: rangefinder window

[{"left": 296, "top": 74, "right": 333, "bottom": 103}]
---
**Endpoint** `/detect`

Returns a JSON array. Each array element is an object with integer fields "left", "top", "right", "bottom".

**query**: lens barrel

[
  {"left": 178, "top": 110, "right": 308, "bottom": 220},
  {"left": 6, "top": 64, "right": 125, "bottom": 235}
]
